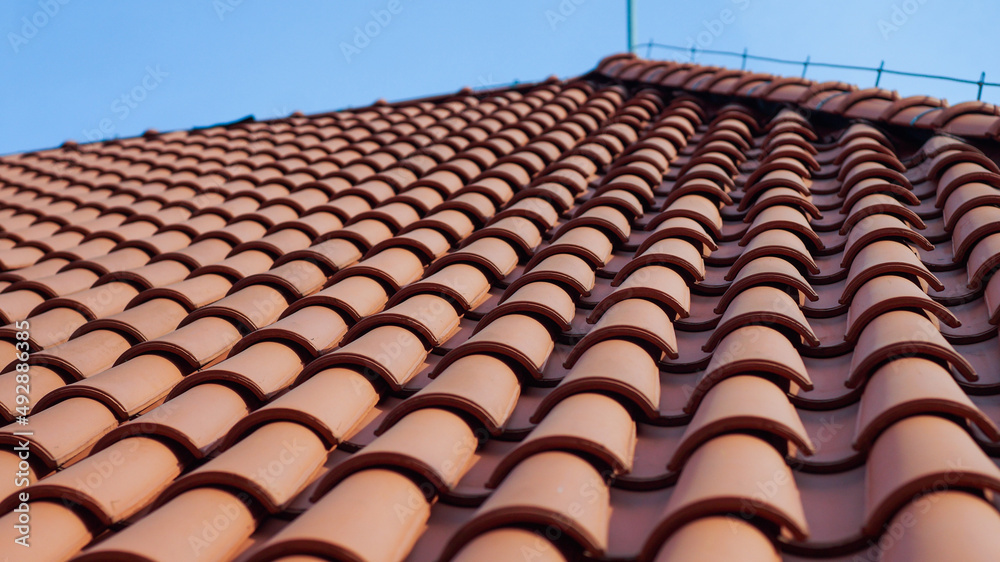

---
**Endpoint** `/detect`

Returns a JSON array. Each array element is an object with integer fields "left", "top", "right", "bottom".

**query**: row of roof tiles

[{"left": 0, "top": 59, "right": 997, "bottom": 560}]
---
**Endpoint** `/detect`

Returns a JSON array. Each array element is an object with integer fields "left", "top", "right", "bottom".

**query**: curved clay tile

[
  {"left": 386, "top": 263, "right": 491, "bottom": 312},
  {"left": 324, "top": 219, "right": 395, "bottom": 251},
  {"left": 864, "top": 415, "right": 1000, "bottom": 535},
  {"left": 844, "top": 275, "right": 960, "bottom": 342},
  {"left": 841, "top": 240, "right": 943, "bottom": 304},
  {"left": 669, "top": 376, "right": 813, "bottom": 471},
  {"left": 488, "top": 393, "right": 634, "bottom": 487},
  {"left": 432, "top": 314, "right": 553, "bottom": 380},
  {"left": 952, "top": 205, "right": 1000, "bottom": 262},
  {"left": 930, "top": 100, "right": 1000, "bottom": 137},
  {"left": 759, "top": 132, "right": 817, "bottom": 157},
  {"left": 0, "top": 396, "right": 117, "bottom": 470},
  {"left": 446, "top": 451, "right": 609, "bottom": 558},
  {"left": 427, "top": 237, "right": 520, "bottom": 282},
  {"left": 463, "top": 216, "right": 542, "bottom": 258},
  {"left": 840, "top": 214, "right": 933, "bottom": 268},
  {"left": 10, "top": 437, "right": 183, "bottom": 527},
  {"left": 837, "top": 149, "right": 906, "bottom": 182},
  {"left": 0, "top": 500, "right": 96, "bottom": 560},
  {"left": 433, "top": 193, "right": 496, "bottom": 227},
  {"left": 310, "top": 324, "right": 428, "bottom": 390},
  {"left": 942, "top": 182, "right": 1000, "bottom": 232},
  {"left": 697, "top": 127, "right": 750, "bottom": 152},
  {"left": 378, "top": 354, "right": 519, "bottom": 437},
  {"left": 285, "top": 275, "right": 387, "bottom": 323},
  {"left": 235, "top": 305, "right": 350, "bottom": 357},
  {"left": 846, "top": 310, "right": 976, "bottom": 388},
  {"left": 33, "top": 353, "right": 185, "bottom": 420},
  {"left": 740, "top": 170, "right": 811, "bottom": 211},
  {"left": 654, "top": 194, "right": 723, "bottom": 237},
  {"left": 266, "top": 469, "right": 430, "bottom": 562},
  {"left": 275, "top": 238, "right": 362, "bottom": 275},
  {"left": 926, "top": 149, "right": 1000, "bottom": 183},
  {"left": 477, "top": 281, "right": 575, "bottom": 332},
  {"left": 451, "top": 528, "right": 567, "bottom": 562},
  {"left": 726, "top": 229, "right": 819, "bottom": 281},
  {"left": 329, "top": 247, "right": 426, "bottom": 291},
  {"left": 231, "top": 259, "right": 327, "bottom": 300},
  {"left": 365, "top": 228, "right": 453, "bottom": 263},
  {"left": 313, "top": 408, "right": 476, "bottom": 497},
  {"left": 650, "top": 516, "right": 780, "bottom": 562},
  {"left": 226, "top": 367, "right": 378, "bottom": 448},
  {"left": 645, "top": 434, "right": 808, "bottom": 547},
  {"left": 504, "top": 253, "right": 596, "bottom": 298},
  {"left": 169, "top": 341, "right": 303, "bottom": 402},
  {"left": 686, "top": 326, "right": 813, "bottom": 413},
  {"left": 837, "top": 123, "right": 891, "bottom": 149},
  {"left": 177, "top": 419, "right": 332, "bottom": 506},
  {"left": 595, "top": 174, "right": 656, "bottom": 209},
  {"left": 524, "top": 227, "right": 613, "bottom": 269},
  {"left": 967, "top": 232, "right": 1000, "bottom": 289},
  {"left": 853, "top": 358, "right": 1000, "bottom": 451},
  {"left": 936, "top": 161, "right": 1000, "bottom": 208},
  {"left": 745, "top": 157, "right": 812, "bottom": 189},
  {"left": 880, "top": 96, "right": 948, "bottom": 128},
  {"left": 742, "top": 187, "right": 822, "bottom": 223},
  {"left": 343, "top": 294, "right": 460, "bottom": 349},
  {"left": 740, "top": 205, "right": 823, "bottom": 250},
  {"left": 533, "top": 339, "right": 660, "bottom": 423},
  {"left": 639, "top": 216, "right": 717, "bottom": 258},
  {"left": 762, "top": 144, "right": 820, "bottom": 172},
  {"left": 564, "top": 298, "right": 677, "bottom": 367},
  {"left": 553, "top": 206, "right": 631, "bottom": 244},
  {"left": 492, "top": 197, "right": 559, "bottom": 230},
  {"left": 880, "top": 491, "right": 1000, "bottom": 562},
  {"left": 614, "top": 238, "right": 705, "bottom": 285},
  {"left": 33, "top": 329, "right": 134, "bottom": 379},
  {"left": 95, "top": 383, "right": 250, "bottom": 459},
  {"left": 715, "top": 256, "right": 818, "bottom": 313},
  {"left": 841, "top": 193, "right": 926, "bottom": 235},
  {"left": 182, "top": 284, "right": 288, "bottom": 331},
  {"left": 703, "top": 285, "right": 818, "bottom": 351},
  {"left": 675, "top": 151, "right": 739, "bottom": 179},
  {"left": 588, "top": 264, "right": 690, "bottom": 323},
  {"left": 762, "top": 125, "right": 817, "bottom": 154},
  {"left": 574, "top": 189, "right": 645, "bottom": 221}
]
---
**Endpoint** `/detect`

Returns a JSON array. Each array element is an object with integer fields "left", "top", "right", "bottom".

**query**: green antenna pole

[{"left": 626, "top": 0, "right": 635, "bottom": 53}]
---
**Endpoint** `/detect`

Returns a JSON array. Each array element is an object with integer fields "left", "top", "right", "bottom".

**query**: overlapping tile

[{"left": 0, "top": 55, "right": 998, "bottom": 561}]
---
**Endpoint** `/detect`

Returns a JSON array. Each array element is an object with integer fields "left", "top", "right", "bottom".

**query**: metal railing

[{"left": 635, "top": 41, "right": 999, "bottom": 101}]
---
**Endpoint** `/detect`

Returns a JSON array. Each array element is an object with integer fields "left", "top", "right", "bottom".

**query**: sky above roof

[{"left": 2, "top": 0, "right": 996, "bottom": 155}]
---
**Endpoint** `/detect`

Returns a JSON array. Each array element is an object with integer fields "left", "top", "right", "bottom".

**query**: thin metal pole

[
  {"left": 978, "top": 72, "right": 986, "bottom": 100},
  {"left": 626, "top": 0, "right": 635, "bottom": 53},
  {"left": 741, "top": 48, "right": 747, "bottom": 70},
  {"left": 801, "top": 56, "right": 810, "bottom": 78},
  {"left": 875, "top": 60, "right": 884, "bottom": 87}
]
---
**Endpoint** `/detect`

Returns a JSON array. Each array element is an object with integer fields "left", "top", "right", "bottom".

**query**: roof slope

[{"left": 0, "top": 54, "right": 999, "bottom": 560}]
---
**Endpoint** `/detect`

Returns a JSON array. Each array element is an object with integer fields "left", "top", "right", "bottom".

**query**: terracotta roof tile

[{"left": 3, "top": 56, "right": 1000, "bottom": 560}]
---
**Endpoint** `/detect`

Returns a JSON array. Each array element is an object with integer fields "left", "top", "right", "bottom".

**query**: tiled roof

[{"left": 1, "top": 53, "right": 1000, "bottom": 560}]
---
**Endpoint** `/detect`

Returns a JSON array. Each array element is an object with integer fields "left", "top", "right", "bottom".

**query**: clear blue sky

[{"left": 2, "top": 0, "right": 996, "bottom": 154}]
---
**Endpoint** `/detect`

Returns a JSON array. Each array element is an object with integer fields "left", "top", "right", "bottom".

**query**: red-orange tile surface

[{"left": 1, "top": 53, "right": 1000, "bottom": 560}]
